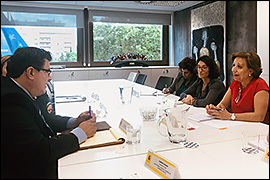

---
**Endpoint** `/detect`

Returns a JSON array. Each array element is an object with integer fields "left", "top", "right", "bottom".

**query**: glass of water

[{"left": 126, "top": 125, "right": 141, "bottom": 144}]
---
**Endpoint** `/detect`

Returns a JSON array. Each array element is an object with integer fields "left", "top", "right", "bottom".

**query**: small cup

[
  {"left": 126, "top": 125, "right": 141, "bottom": 144},
  {"left": 119, "top": 86, "right": 134, "bottom": 104},
  {"left": 140, "top": 106, "right": 158, "bottom": 121},
  {"left": 241, "top": 131, "right": 260, "bottom": 154}
]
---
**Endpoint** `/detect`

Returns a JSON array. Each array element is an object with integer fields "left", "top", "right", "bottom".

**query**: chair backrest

[
  {"left": 127, "top": 72, "right": 137, "bottom": 82},
  {"left": 135, "top": 74, "right": 147, "bottom": 85},
  {"left": 155, "top": 76, "right": 174, "bottom": 90}
]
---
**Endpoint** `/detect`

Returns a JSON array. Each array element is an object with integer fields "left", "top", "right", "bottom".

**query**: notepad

[
  {"left": 188, "top": 112, "right": 215, "bottom": 122},
  {"left": 79, "top": 121, "right": 125, "bottom": 150}
]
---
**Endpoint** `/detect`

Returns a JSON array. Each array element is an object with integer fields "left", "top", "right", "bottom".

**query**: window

[
  {"left": 1, "top": 5, "right": 84, "bottom": 67},
  {"left": 88, "top": 10, "right": 171, "bottom": 67},
  {"left": 93, "top": 22, "right": 162, "bottom": 61},
  {"left": 1, "top": 5, "right": 171, "bottom": 67}
]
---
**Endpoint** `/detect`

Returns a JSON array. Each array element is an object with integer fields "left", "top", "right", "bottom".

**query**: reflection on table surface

[{"left": 54, "top": 79, "right": 269, "bottom": 179}]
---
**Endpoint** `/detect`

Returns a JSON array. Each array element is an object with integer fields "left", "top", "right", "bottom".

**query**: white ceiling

[{"left": 2, "top": 1, "right": 205, "bottom": 13}]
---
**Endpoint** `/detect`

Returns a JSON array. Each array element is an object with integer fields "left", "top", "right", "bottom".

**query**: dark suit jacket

[
  {"left": 35, "top": 93, "right": 71, "bottom": 133},
  {"left": 1, "top": 76, "right": 79, "bottom": 179}
]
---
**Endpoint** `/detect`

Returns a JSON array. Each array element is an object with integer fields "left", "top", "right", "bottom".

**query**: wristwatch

[{"left": 231, "top": 113, "right": 236, "bottom": 121}]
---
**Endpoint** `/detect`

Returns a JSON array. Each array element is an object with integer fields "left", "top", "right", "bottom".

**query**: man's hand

[
  {"left": 75, "top": 110, "right": 96, "bottom": 126},
  {"left": 78, "top": 119, "right": 97, "bottom": 138}
]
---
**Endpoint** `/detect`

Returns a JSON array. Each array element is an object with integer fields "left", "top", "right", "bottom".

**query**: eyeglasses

[
  {"left": 235, "top": 86, "right": 242, "bottom": 104},
  {"left": 33, "top": 66, "right": 52, "bottom": 76},
  {"left": 196, "top": 66, "right": 208, "bottom": 71}
]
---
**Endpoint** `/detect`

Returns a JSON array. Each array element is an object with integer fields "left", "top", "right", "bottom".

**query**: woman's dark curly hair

[
  {"left": 178, "top": 57, "right": 197, "bottom": 75},
  {"left": 197, "top": 55, "right": 220, "bottom": 79}
]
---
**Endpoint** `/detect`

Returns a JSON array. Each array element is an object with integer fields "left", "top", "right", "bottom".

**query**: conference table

[{"left": 54, "top": 79, "right": 269, "bottom": 179}]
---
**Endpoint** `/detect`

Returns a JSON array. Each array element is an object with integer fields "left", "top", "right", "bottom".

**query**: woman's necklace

[{"left": 241, "top": 78, "right": 253, "bottom": 89}]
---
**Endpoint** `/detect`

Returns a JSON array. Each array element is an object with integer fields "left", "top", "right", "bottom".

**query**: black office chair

[
  {"left": 135, "top": 74, "right": 147, "bottom": 85},
  {"left": 155, "top": 76, "right": 174, "bottom": 91}
]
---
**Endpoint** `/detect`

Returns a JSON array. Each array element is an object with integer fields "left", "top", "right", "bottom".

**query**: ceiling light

[{"left": 135, "top": 1, "right": 185, "bottom": 7}]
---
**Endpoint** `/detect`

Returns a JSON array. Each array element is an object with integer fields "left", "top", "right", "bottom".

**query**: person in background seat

[
  {"left": 179, "top": 55, "right": 226, "bottom": 107},
  {"left": 162, "top": 57, "right": 197, "bottom": 96}
]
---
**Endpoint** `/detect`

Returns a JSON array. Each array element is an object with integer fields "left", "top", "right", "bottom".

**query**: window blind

[
  {"left": 1, "top": 5, "right": 84, "bottom": 28},
  {"left": 89, "top": 10, "right": 171, "bottom": 25}
]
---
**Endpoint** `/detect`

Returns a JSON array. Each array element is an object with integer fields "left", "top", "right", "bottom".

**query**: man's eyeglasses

[
  {"left": 33, "top": 66, "right": 52, "bottom": 76},
  {"left": 235, "top": 86, "right": 242, "bottom": 104},
  {"left": 196, "top": 66, "right": 208, "bottom": 71}
]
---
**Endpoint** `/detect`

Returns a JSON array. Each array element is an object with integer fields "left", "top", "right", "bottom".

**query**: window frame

[
  {"left": 1, "top": 5, "right": 84, "bottom": 68},
  {"left": 1, "top": 5, "right": 171, "bottom": 68},
  {"left": 88, "top": 22, "right": 169, "bottom": 67}
]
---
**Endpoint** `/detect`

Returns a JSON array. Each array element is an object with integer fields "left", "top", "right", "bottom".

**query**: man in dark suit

[{"left": 1, "top": 47, "right": 97, "bottom": 179}]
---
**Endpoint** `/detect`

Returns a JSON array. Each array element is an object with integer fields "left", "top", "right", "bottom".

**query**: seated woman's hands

[
  {"left": 181, "top": 95, "right": 194, "bottom": 105},
  {"left": 205, "top": 104, "right": 231, "bottom": 120},
  {"left": 162, "top": 88, "right": 170, "bottom": 94}
]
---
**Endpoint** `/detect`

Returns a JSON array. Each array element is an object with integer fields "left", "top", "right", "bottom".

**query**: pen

[
  {"left": 216, "top": 108, "right": 225, "bottom": 111},
  {"left": 89, "top": 105, "right": 91, "bottom": 119}
]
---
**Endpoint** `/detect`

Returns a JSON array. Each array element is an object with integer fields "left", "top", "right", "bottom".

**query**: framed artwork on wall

[{"left": 192, "top": 25, "right": 224, "bottom": 81}]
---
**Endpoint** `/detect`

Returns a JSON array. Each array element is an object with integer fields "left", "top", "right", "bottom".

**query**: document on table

[
  {"left": 201, "top": 119, "right": 248, "bottom": 129},
  {"left": 188, "top": 112, "right": 249, "bottom": 129},
  {"left": 188, "top": 112, "right": 215, "bottom": 122}
]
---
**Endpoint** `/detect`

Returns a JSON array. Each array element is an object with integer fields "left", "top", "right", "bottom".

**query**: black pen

[{"left": 215, "top": 108, "right": 225, "bottom": 111}]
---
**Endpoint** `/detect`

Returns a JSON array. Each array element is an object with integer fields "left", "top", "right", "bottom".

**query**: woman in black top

[
  {"left": 179, "top": 55, "right": 226, "bottom": 107},
  {"left": 162, "top": 57, "right": 197, "bottom": 96}
]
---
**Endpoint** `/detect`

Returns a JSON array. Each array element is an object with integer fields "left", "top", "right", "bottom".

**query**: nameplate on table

[
  {"left": 263, "top": 148, "right": 269, "bottom": 163},
  {"left": 55, "top": 95, "right": 86, "bottom": 103},
  {"left": 119, "top": 118, "right": 131, "bottom": 135},
  {"left": 144, "top": 149, "right": 181, "bottom": 179}
]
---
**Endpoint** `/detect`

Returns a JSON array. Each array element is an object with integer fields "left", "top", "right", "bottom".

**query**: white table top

[
  {"left": 59, "top": 138, "right": 269, "bottom": 179},
  {"left": 54, "top": 79, "right": 269, "bottom": 179}
]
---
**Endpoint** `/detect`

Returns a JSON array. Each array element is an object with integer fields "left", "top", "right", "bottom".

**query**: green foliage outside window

[{"left": 93, "top": 23, "right": 162, "bottom": 61}]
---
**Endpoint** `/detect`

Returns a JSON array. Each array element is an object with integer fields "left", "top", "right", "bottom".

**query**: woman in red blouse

[{"left": 206, "top": 52, "right": 269, "bottom": 123}]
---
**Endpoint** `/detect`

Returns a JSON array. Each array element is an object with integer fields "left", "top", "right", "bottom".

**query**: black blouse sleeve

[{"left": 193, "top": 79, "right": 226, "bottom": 107}]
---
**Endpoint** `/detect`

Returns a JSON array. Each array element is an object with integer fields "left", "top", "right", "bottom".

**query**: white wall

[{"left": 257, "top": 1, "right": 269, "bottom": 85}]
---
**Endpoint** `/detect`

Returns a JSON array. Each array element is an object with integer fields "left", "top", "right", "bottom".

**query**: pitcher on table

[{"left": 157, "top": 106, "right": 190, "bottom": 143}]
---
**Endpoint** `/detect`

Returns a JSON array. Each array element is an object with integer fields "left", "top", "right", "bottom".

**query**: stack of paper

[
  {"left": 188, "top": 112, "right": 249, "bottom": 129},
  {"left": 188, "top": 112, "right": 215, "bottom": 122}
]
